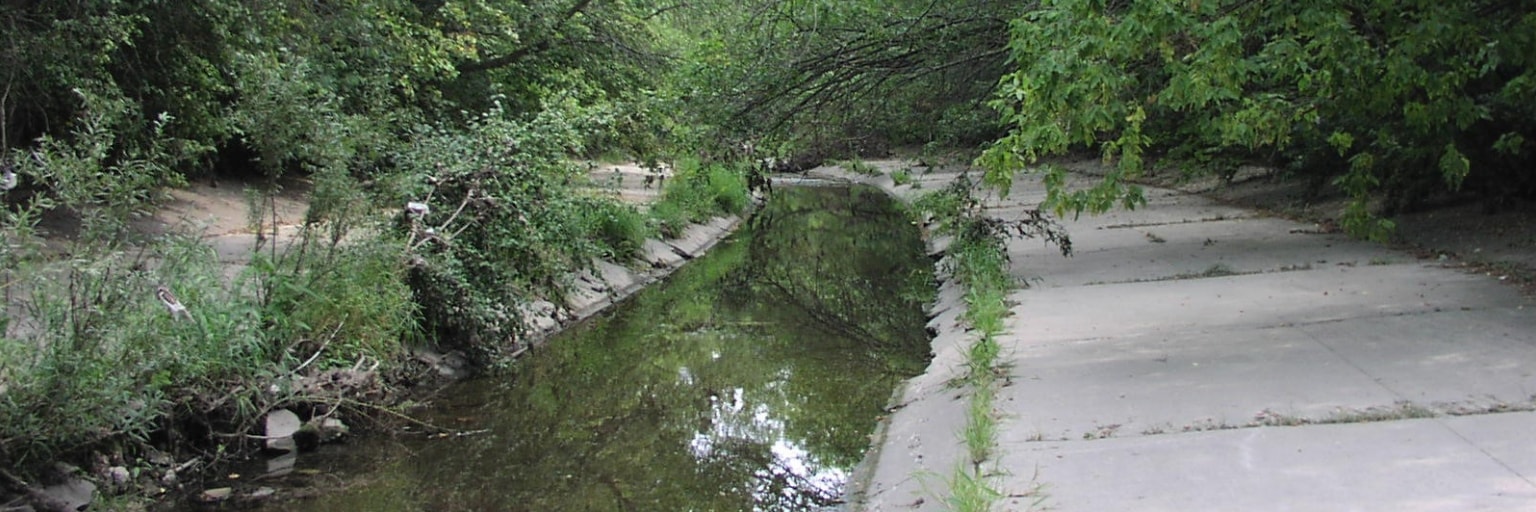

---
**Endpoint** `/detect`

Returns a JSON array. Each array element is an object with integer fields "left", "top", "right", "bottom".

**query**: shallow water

[{"left": 217, "top": 186, "right": 933, "bottom": 511}]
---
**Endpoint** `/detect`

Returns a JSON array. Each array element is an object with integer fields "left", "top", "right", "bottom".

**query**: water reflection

[{"left": 224, "top": 186, "right": 933, "bottom": 511}]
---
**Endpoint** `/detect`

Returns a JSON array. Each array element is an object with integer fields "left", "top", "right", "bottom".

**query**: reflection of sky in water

[{"left": 687, "top": 381, "right": 846, "bottom": 510}]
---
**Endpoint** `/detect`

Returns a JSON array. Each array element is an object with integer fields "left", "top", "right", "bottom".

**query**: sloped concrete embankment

[
  {"left": 814, "top": 161, "right": 1536, "bottom": 511},
  {"left": 985, "top": 171, "right": 1536, "bottom": 511},
  {"left": 145, "top": 174, "right": 746, "bottom": 375},
  {"left": 802, "top": 163, "right": 988, "bottom": 510},
  {"left": 978, "top": 172, "right": 1535, "bottom": 510},
  {"left": 526, "top": 215, "right": 742, "bottom": 338},
  {"left": 9, "top": 197, "right": 746, "bottom": 511}
]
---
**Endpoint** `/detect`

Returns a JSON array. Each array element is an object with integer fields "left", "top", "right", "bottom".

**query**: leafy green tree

[
  {"left": 659, "top": 0, "right": 1023, "bottom": 159},
  {"left": 981, "top": 0, "right": 1536, "bottom": 237}
]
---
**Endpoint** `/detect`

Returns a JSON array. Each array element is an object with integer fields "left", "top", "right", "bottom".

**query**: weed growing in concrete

[
  {"left": 963, "top": 379, "right": 998, "bottom": 464},
  {"left": 840, "top": 158, "right": 881, "bottom": 177},
  {"left": 947, "top": 462, "right": 1004, "bottom": 512},
  {"left": 913, "top": 178, "right": 1041, "bottom": 510},
  {"left": 892, "top": 168, "right": 915, "bottom": 186},
  {"left": 1323, "top": 402, "right": 1437, "bottom": 423}
]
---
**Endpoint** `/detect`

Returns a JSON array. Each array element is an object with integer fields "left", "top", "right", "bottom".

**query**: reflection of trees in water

[
  {"left": 738, "top": 186, "right": 933, "bottom": 375},
  {"left": 274, "top": 186, "right": 932, "bottom": 512}
]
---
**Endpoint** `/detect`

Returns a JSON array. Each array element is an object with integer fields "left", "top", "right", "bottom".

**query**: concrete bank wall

[
  {"left": 516, "top": 214, "right": 744, "bottom": 345},
  {"left": 802, "top": 164, "right": 983, "bottom": 510}
]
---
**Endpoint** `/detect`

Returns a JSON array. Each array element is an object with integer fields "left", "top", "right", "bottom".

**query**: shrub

[
  {"left": 705, "top": 163, "right": 750, "bottom": 215},
  {"left": 840, "top": 158, "right": 881, "bottom": 176},
  {"left": 580, "top": 197, "right": 654, "bottom": 259},
  {"left": 649, "top": 158, "right": 751, "bottom": 236}
]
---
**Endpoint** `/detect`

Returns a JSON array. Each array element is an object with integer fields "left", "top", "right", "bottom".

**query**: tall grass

[
  {"left": 914, "top": 179, "right": 1027, "bottom": 511},
  {"left": 0, "top": 92, "right": 752, "bottom": 507},
  {"left": 0, "top": 98, "right": 417, "bottom": 474},
  {"left": 578, "top": 197, "right": 655, "bottom": 260},
  {"left": 649, "top": 157, "right": 751, "bottom": 237}
]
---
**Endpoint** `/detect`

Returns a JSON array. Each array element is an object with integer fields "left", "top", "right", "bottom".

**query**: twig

[
  {"left": 290, "top": 321, "right": 345, "bottom": 375},
  {"left": 434, "top": 188, "right": 474, "bottom": 233},
  {"left": 333, "top": 398, "right": 457, "bottom": 435}
]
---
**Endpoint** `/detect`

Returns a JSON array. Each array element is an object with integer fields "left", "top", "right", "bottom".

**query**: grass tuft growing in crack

[{"left": 914, "top": 176, "right": 1068, "bottom": 511}]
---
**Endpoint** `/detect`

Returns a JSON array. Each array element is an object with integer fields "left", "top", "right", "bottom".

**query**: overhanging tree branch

[{"left": 455, "top": 0, "right": 596, "bottom": 73}]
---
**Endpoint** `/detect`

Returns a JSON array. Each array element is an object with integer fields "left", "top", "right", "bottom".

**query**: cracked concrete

[{"left": 817, "top": 160, "right": 1536, "bottom": 511}]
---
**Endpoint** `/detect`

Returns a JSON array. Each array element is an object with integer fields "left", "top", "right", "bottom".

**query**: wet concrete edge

[{"left": 795, "top": 167, "right": 974, "bottom": 510}]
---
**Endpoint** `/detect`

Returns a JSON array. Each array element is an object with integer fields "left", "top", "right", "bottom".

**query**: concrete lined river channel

[{"left": 211, "top": 185, "right": 934, "bottom": 511}]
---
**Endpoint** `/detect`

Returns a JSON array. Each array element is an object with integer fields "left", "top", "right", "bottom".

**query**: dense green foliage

[
  {"left": 980, "top": 0, "right": 1536, "bottom": 237},
  {"left": 2, "top": 0, "right": 1533, "bottom": 506},
  {"left": 0, "top": 0, "right": 742, "bottom": 491}
]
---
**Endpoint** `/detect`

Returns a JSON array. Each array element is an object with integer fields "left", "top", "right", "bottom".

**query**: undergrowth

[
  {"left": 0, "top": 94, "right": 751, "bottom": 507},
  {"left": 649, "top": 157, "right": 750, "bottom": 237}
]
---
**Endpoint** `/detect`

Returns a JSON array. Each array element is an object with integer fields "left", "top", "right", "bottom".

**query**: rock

[
  {"left": 199, "top": 487, "right": 233, "bottom": 503},
  {"left": 145, "top": 450, "right": 173, "bottom": 467},
  {"left": 293, "top": 423, "right": 322, "bottom": 452},
  {"left": 522, "top": 308, "right": 559, "bottom": 334},
  {"left": 105, "top": 466, "right": 131, "bottom": 489},
  {"left": 319, "top": 417, "right": 350, "bottom": 442},
  {"left": 524, "top": 300, "right": 558, "bottom": 317},
  {"left": 264, "top": 409, "right": 302, "bottom": 453},
  {"left": 39, "top": 477, "right": 94, "bottom": 512}
]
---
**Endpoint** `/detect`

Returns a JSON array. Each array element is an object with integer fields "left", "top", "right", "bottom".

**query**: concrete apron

[{"left": 815, "top": 163, "right": 1536, "bottom": 511}]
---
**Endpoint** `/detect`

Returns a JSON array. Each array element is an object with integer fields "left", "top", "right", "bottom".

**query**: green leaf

[{"left": 1438, "top": 144, "right": 1470, "bottom": 191}]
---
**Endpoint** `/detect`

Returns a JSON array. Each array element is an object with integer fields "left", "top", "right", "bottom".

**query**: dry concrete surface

[{"left": 815, "top": 161, "right": 1536, "bottom": 512}]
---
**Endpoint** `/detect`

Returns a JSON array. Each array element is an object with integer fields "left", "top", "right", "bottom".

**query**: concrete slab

[
  {"left": 832, "top": 160, "right": 1536, "bottom": 512},
  {"left": 996, "top": 324, "right": 1402, "bottom": 442},
  {"left": 1297, "top": 307, "right": 1536, "bottom": 408},
  {"left": 1004, "top": 264, "right": 1529, "bottom": 344},
  {"left": 994, "top": 415, "right": 1536, "bottom": 512},
  {"left": 988, "top": 197, "right": 1255, "bottom": 232},
  {"left": 563, "top": 273, "right": 612, "bottom": 319},
  {"left": 847, "top": 388, "right": 970, "bottom": 512},
  {"left": 665, "top": 222, "right": 720, "bottom": 257},
  {"left": 642, "top": 239, "right": 687, "bottom": 269},
  {"left": 1009, "top": 217, "right": 1400, "bottom": 287},
  {"left": 666, "top": 215, "right": 741, "bottom": 257},
  {"left": 1441, "top": 412, "right": 1536, "bottom": 483},
  {"left": 997, "top": 306, "right": 1536, "bottom": 442}
]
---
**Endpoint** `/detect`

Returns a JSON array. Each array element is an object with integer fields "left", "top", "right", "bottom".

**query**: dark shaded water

[{"left": 219, "top": 186, "right": 933, "bottom": 511}]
